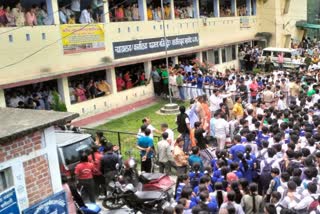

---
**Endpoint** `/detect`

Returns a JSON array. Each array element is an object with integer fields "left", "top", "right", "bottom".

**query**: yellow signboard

[{"left": 60, "top": 24, "right": 105, "bottom": 54}]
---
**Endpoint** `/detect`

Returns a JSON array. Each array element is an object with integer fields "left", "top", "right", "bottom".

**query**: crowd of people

[
  {"left": 69, "top": 77, "right": 112, "bottom": 103},
  {"left": 4, "top": 83, "right": 60, "bottom": 110},
  {"left": 0, "top": 2, "right": 53, "bottom": 27},
  {"left": 115, "top": 64, "right": 147, "bottom": 92}
]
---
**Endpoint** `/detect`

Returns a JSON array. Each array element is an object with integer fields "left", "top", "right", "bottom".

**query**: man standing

[
  {"left": 161, "top": 123, "right": 174, "bottom": 144},
  {"left": 249, "top": 78, "right": 259, "bottom": 102},
  {"left": 176, "top": 106, "right": 191, "bottom": 153},
  {"left": 262, "top": 86, "right": 275, "bottom": 108},
  {"left": 289, "top": 79, "right": 300, "bottom": 105},
  {"left": 214, "top": 113, "right": 229, "bottom": 150},
  {"left": 149, "top": 66, "right": 162, "bottom": 96},
  {"left": 157, "top": 132, "right": 174, "bottom": 174},
  {"left": 209, "top": 89, "right": 223, "bottom": 114},
  {"left": 137, "top": 128, "right": 154, "bottom": 172},
  {"left": 100, "top": 143, "right": 121, "bottom": 194},
  {"left": 232, "top": 96, "right": 244, "bottom": 120},
  {"left": 176, "top": 70, "right": 185, "bottom": 101}
]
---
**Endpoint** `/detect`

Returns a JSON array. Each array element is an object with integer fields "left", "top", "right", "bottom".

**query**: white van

[
  {"left": 55, "top": 131, "right": 94, "bottom": 177},
  {"left": 259, "top": 47, "right": 300, "bottom": 69}
]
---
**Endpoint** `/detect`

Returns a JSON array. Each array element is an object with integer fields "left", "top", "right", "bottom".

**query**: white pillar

[
  {"left": 193, "top": 0, "right": 200, "bottom": 18},
  {"left": 46, "top": 0, "right": 59, "bottom": 24},
  {"left": 144, "top": 61, "right": 152, "bottom": 80},
  {"left": 108, "top": 68, "right": 117, "bottom": 94},
  {"left": 138, "top": 0, "right": 147, "bottom": 21},
  {"left": 172, "top": 56, "right": 179, "bottom": 65},
  {"left": 196, "top": 52, "right": 203, "bottom": 63},
  {"left": 44, "top": 127, "right": 62, "bottom": 193},
  {"left": 207, "top": 50, "right": 214, "bottom": 64},
  {"left": 0, "top": 89, "right": 6, "bottom": 107},
  {"left": 246, "top": 0, "right": 252, "bottom": 16},
  {"left": 57, "top": 77, "right": 71, "bottom": 107},
  {"left": 170, "top": 0, "right": 175, "bottom": 20},
  {"left": 219, "top": 48, "right": 223, "bottom": 64},
  {"left": 232, "top": 0, "right": 237, "bottom": 16},
  {"left": 214, "top": 0, "right": 220, "bottom": 17},
  {"left": 103, "top": 0, "right": 110, "bottom": 23}
]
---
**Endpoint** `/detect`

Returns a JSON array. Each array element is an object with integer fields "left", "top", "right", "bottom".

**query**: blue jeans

[
  {"left": 178, "top": 86, "right": 185, "bottom": 100},
  {"left": 182, "top": 133, "right": 191, "bottom": 153}
]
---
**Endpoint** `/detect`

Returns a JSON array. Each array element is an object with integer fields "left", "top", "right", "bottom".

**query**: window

[
  {"left": 202, "top": 51, "right": 208, "bottom": 62},
  {"left": 115, "top": 63, "right": 145, "bottom": 92},
  {"left": 68, "top": 70, "right": 111, "bottom": 104},
  {"left": 0, "top": 168, "right": 13, "bottom": 193},
  {"left": 225, "top": 46, "right": 233, "bottom": 62},
  {"left": 214, "top": 50, "right": 220, "bottom": 64},
  {"left": 222, "top": 49, "right": 226, "bottom": 63},
  {"left": 284, "top": 52, "right": 292, "bottom": 58},
  {"left": 262, "top": 51, "right": 272, "bottom": 57}
]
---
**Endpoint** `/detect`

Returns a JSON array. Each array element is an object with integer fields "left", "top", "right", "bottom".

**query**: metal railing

[{"left": 81, "top": 127, "right": 162, "bottom": 162}]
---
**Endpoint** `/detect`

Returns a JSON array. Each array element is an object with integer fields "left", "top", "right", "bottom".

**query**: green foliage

[{"left": 50, "top": 91, "right": 67, "bottom": 112}]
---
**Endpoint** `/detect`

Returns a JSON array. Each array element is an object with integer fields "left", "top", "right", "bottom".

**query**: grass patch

[{"left": 91, "top": 99, "right": 188, "bottom": 162}]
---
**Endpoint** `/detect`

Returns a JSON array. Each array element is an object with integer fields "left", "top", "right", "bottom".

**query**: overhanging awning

[{"left": 296, "top": 21, "right": 320, "bottom": 29}]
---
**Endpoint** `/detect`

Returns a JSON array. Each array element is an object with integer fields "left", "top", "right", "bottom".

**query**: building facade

[
  {"left": 0, "top": 108, "right": 78, "bottom": 213},
  {"left": 0, "top": 0, "right": 307, "bottom": 117}
]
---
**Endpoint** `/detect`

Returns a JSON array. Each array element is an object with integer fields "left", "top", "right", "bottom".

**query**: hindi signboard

[
  {"left": 0, "top": 188, "right": 20, "bottom": 214},
  {"left": 113, "top": 33, "right": 200, "bottom": 59},
  {"left": 240, "top": 17, "right": 251, "bottom": 29},
  {"left": 60, "top": 24, "right": 105, "bottom": 54},
  {"left": 23, "top": 191, "right": 68, "bottom": 214}
]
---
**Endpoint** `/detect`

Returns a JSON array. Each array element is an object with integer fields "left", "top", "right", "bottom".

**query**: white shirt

[
  {"left": 147, "top": 124, "right": 156, "bottom": 139},
  {"left": 59, "top": 11, "right": 67, "bottom": 24},
  {"left": 9, "top": 96, "right": 22, "bottom": 107},
  {"left": 71, "top": 0, "right": 80, "bottom": 12},
  {"left": 209, "top": 94, "right": 222, "bottom": 112},
  {"left": 79, "top": 9, "right": 91, "bottom": 24},
  {"left": 260, "top": 157, "right": 280, "bottom": 174},
  {"left": 214, "top": 118, "right": 229, "bottom": 138},
  {"left": 164, "top": 128, "right": 174, "bottom": 144}
]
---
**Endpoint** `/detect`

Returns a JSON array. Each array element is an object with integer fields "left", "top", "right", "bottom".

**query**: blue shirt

[
  {"left": 137, "top": 136, "right": 154, "bottom": 158},
  {"left": 189, "top": 155, "right": 204, "bottom": 172},
  {"left": 229, "top": 144, "right": 245, "bottom": 162},
  {"left": 205, "top": 76, "right": 213, "bottom": 84},
  {"left": 175, "top": 183, "right": 185, "bottom": 201},
  {"left": 196, "top": 77, "right": 204, "bottom": 89}
]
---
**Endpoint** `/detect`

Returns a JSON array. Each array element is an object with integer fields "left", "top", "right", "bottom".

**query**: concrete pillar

[
  {"left": 246, "top": 0, "right": 252, "bottom": 16},
  {"left": 144, "top": 61, "right": 152, "bottom": 80},
  {"left": 103, "top": 0, "right": 110, "bottom": 23},
  {"left": 193, "top": 0, "right": 200, "bottom": 18},
  {"left": 46, "top": 0, "right": 59, "bottom": 24},
  {"left": 207, "top": 50, "right": 214, "bottom": 64},
  {"left": 219, "top": 48, "right": 223, "bottom": 64},
  {"left": 108, "top": 68, "right": 117, "bottom": 94},
  {"left": 170, "top": 0, "right": 175, "bottom": 20},
  {"left": 196, "top": 52, "right": 203, "bottom": 63},
  {"left": 252, "top": 0, "right": 256, "bottom": 15},
  {"left": 232, "top": 0, "right": 237, "bottom": 16},
  {"left": 214, "top": 0, "right": 220, "bottom": 17},
  {"left": 57, "top": 77, "right": 71, "bottom": 107},
  {"left": 172, "top": 56, "right": 179, "bottom": 65},
  {"left": 0, "top": 89, "right": 6, "bottom": 107},
  {"left": 138, "top": 0, "right": 148, "bottom": 21}
]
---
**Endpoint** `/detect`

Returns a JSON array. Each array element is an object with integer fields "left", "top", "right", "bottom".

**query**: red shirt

[
  {"left": 250, "top": 82, "right": 259, "bottom": 96},
  {"left": 74, "top": 162, "right": 95, "bottom": 179},
  {"left": 88, "top": 152, "right": 103, "bottom": 176}
]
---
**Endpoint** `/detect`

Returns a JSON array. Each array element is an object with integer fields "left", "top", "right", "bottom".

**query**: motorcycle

[{"left": 102, "top": 152, "right": 175, "bottom": 213}]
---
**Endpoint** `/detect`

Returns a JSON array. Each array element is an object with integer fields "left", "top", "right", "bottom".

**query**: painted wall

[
  {"left": 0, "top": 16, "right": 258, "bottom": 88},
  {"left": 257, "top": 0, "right": 307, "bottom": 47}
]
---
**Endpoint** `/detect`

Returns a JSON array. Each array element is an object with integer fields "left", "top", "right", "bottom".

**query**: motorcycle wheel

[{"left": 102, "top": 196, "right": 125, "bottom": 210}]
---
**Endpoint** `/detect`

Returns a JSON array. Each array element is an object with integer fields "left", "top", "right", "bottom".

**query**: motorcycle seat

[{"left": 134, "top": 191, "right": 163, "bottom": 200}]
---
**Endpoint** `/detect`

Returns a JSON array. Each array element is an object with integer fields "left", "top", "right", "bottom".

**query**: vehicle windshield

[{"left": 62, "top": 138, "right": 93, "bottom": 165}]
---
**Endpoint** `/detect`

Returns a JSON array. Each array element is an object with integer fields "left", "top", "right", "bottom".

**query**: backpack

[
  {"left": 260, "top": 159, "right": 275, "bottom": 190},
  {"left": 309, "top": 196, "right": 320, "bottom": 213},
  {"left": 255, "top": 150, "right": 267, "bottom": 173}
]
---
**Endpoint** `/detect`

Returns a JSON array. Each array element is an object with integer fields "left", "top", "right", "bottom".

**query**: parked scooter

[{"left": 102, "top": 155, "right": 174, "bottom": 213}]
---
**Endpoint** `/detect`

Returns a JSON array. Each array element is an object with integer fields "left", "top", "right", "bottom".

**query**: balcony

[{"left": 0, "top": 15, "right": 258, "bottom": 88}]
